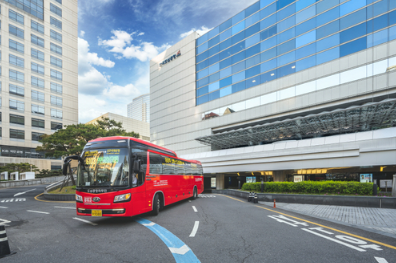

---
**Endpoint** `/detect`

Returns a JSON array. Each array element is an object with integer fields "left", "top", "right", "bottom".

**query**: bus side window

[
  {"left": 198, "top": 164, "right": 203, "bottom": 175},
  {"left": 132, "top": 148, "right": 147, "bottom": 186},
  {"left": 149, "top": 152, "right": 163, "bottom": 174}
]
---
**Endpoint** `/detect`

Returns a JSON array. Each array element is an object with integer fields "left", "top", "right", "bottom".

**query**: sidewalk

[{"left": 260, "top": 201, "right": 396, "bottom": 239}]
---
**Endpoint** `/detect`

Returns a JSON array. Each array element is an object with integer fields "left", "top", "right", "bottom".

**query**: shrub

[{"left": 241, "top": 181, "right": 373, "bottom": 195}]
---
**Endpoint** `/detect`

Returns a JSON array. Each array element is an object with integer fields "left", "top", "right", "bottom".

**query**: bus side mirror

[
  {"left": 62, "top": 162, "right": 69, "bottom": 175},
  {"left": 133, "top": 159, "right": 141, "bottom": 173}
]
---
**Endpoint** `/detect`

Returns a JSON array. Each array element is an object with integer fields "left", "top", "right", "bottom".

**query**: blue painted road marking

[{"left": 135, "top": 218, "right": 200, "bottom": 263}]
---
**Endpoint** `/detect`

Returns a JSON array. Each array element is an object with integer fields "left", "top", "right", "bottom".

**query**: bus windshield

[{"left": 77, "top": 148, "right": 129, "bottom": 187}]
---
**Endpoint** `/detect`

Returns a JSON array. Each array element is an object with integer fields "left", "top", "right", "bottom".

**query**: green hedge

[{"left": 241, "top": 181, "right": 374, "bottom": 195}]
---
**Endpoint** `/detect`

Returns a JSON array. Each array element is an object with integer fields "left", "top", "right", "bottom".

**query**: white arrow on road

[
  {"left": 169, "top": 244, "right": 191, "bottom": 255},
  {"left": 375, "top": 257, "right": 389, "bottom": 263},
  {"left": 14, "top": 188, "right": 36, "bottom": 197}
]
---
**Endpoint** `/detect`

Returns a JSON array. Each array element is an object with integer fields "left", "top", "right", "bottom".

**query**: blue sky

[{"left": 78, "top": 0, "right": 256, "bottom": 123}]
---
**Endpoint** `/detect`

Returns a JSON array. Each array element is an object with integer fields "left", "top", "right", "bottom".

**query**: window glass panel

[
  {"left": 390, "top": 10, "right": 396, "bottom": 26},
  {"left": 50, "top": 3, "right": 62, "bottom": 17},
  {"left": 50, "top": 43, "right": 62, "bottom": 55},
  {"left": 246, "top": 54, "right": 261, "bottom": 68},
  {"left": 197, "top": 77, "right": 209, "bottom": 88},
  {"left": 51, "top": 95, "right": 62, "bottom": 106},
  {"left": 317, "top": 20, "right": 340, "bottom": 39},
  {"left": 316, "top": 6, "right": 339, "bottom": 27},
  {"left": 246, "top": 43, "right": 260, "bottom": 57},
  {"left": 50, "top": 29, "right": 62, "bottom": 42},
  {"left": 197, "top": 86, "right": 208, "bottom": 97},
  {"left": 220, "top": 76, "right": 232, "bottom": 88},
  {"left": 197, "top": 34, "right": 208, "bottom": 46},
  {"left": 277, "top": 27, "right": 295, "bottom": 43},
  {"left": 50, "top": 83, "right": 62, "bottom": 93},
  {"left": 209, "top": 72, "right": 220, "bottom": 83},
  {"left": 278, "top": 15, "right": 295, "bottom": 32},
  {"left": 197, "top": 42, "right": 208, "bottom": 54},
  {"left": 277, "top": 3, "right": 295, "bottom": 20},
  {"left": 296, "top": 55, "right": 316, "bottom": 71},
  {"left": 261, "top": 69, "right": 277, "bottom": 83},
  {"left": 277, "top": 39, "right": 295, "bottom": 55},
  {"left": 340, "top": 23, "right": 366, "bottom": 44},
  {"left": 10, "top": 114, "right": 24, "bottom": 125},
  {"left": 50, "top": 69, "right": 62, "bottom": 80},
  {"left": 367, "top": 28, "right": 388, "bottom": 48},
  {"left": 220, "top": 18, "right": 232, "bottom": 32},
  {"left": 208, "top": 63, "right": 219, "bottom": 75},
  {"left": 246, "top": 1, "right": 260, "bottom": 17},
  {"left": 296, "top": 0, "right": 315, "bottom": 11},
  {"left": 317, "top": 33, "right": 339, "bottom": 52},
  {"left": 220, "top": 86, "right": 232, "bottom": 97},
  {"left": 316, "top": 0, "right": 339, "bottom": 14},
  {"left": 246, "top": 65, "right": 260, "bottom": 78},
  {"left": 389, "top": 25, "right": 396, "bottom": 41},
  {"left": 31, "top": 48, "right": 44, "bottom": 61},
  {"left": 220, "top": 28, "right": 231, "bottom": 42},
  {"left": 260, "top": 0, "right": 275, "bottom": 9},
  {"left": 232, "top": 71, "right": 245, "bottom": 83},
  {"left": 231, "top": 51, "right": 245, "bottom": 64},
  {"left": 31, "top": 62, "right": 44, "bottom": 74},
  {"left": 245, "top": 23, "right": 260, "bottom": 38},
  {"left": 277, "top": 51, "right": 295, "bottom": 67},
  {"left": 246, "top": 75, "right": 261, "bottom": 88},
  {"left": 9, "top": 84, "right": 24, "bottom": 96},
  {"left": 260, "top": 2, "right": 276, "bottom": 20},
  {"left": 261, "top": 36, "right": 277, "bottom": 52},
  {"left": 296, "top": 42, "right": 316, "bottom": 60},
  {"left": 220, "top": 67, "right": 232, "bottom": 79},
  {"left": 51, "top": 121, "right": 63, "bottom": 130},
  {"left": 208, "top": 27, "right": 219, "bottom": 40},
  {"left": 209, "top": 90, "right": 220, "bottom": 101},
  {"left": 9, "top": 69, "right": 24, "bottom": 82},
  {"left": 296, "top": 30, "right": 316, "bottom": 47},
  {"left": 246, "top": 33, "right": 260, "bottom": 48},
  {"left": 32, "top": 118, "right": 45, "bottom": 128},
  {"left": 50, "top": 16, "right": 62, "bottom": 29},
  {"left": 232, "top": 41, "right": 245, "bottom": 54},
  {"left": 31, "top": 34, "right": 44, "bottom": 47},
  {"left": 296, "top": 17, "right": 316, "bottom": 35},
  {"left": 9, "top": 9, "right": 24, "bottom": 24},
  {"left": 232, "top": 11, "right": 245, "bottom": 25},
  {"left": 197, "top": 68, "right": 209, "bottom": 80},
  {"left": 260, "top": 25, "right": 277, "bottom": 41},
  {"left": 31, "top": 21, "right": 44, "bottom": 34},
  {"left": 232, "top": 81, "right": 246, "bottom": 93},
  {"left": 32, "top": 76, "right": 44, "bottom": 88},
  {"left": 261, "top": 58, "right": 277, "bottom": 73},
  {"left": 231, "top": 31, "right": 245, "bottom": 44},
  {"left": 390, "top": 0, "right": 396, "bottom": 10},
  {"left": 197, "top": 94, "right": 209, "bottom": 105},
  {"left": 367, "top": 14, "right": 388, "bottom": 34},
  {"left": 246, "top": 12, "right": 260, "bottom": 28},
  {"left": 340, "top": 8, "right": 366, "bottom": 30},
  {"left": 232, "top": 20, "right": 245, "bottom": 35},
  {"left": 261, "top": 47, "right": 277, "bottom": 61},
  {"left": 10, "top": 129, "right": 24, "bottom": 139},
  {"left": 32, "top": 90, "right": 45, "bottom": 101},
  {"left": 9, "top": 54, "right": 24, "bottom": 67},
  {"left": 208, "top": 35, "right": 219, "bottom": 48},
  {"left": 32, "top": 104, "right": 45, "bottom": 115},
  {"left": 208, "top": 45, "right": 219, "bottom": 57},
  {"left": 220, "top": 38, "right": 232, "bottom": 50},
  {"left": 196, "top": 51, "right": 208, "bottom": 63},
  {"left": 9, "top": 24, "right": 24, "bottom": 38},
  {"left": 296, "top": 5, "right": 316, "bottom": 24},
  {"left": 317, "top": 46, "right": 340, "bottom": 64},
  {"left": 220, "top": 57, "right": 232, "bottom": 69},
  {"left": 340, "top": 0, "right": 366, "bottom": 17},
  {"left": 260, "top": 14, "right": 277, "bottom": 30},
  {"left": 232, "top": 61, "right": 245, "bottom": 73}
]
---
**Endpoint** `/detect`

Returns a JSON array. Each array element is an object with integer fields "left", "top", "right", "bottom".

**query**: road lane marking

[
  {"left": 198, "top": 195, "right": 216, "bottom": 198},
  {"left": 14, "top": 188, "right": 36, "bottom": 196},
  {"left": 72, "top": 217, "right": 97, "bottom": 226},
  {"left": 192, "top": 206, "right": 198, "bottom": 212},
  {"left": 54, "top": 206, "right": 75, "bottom": 209},
  {"left": 0, "top": 219, "right": 12, "bottom": 225},
  {"left": 136, "top": 218, "right": 200, "bottom": 262},
  {"left": 189, "top": 221, "right": 199, "bottom": 237},
  {"left": 0, "top": 206, "right": 7, "bottom": 209},
  {"left": 375, "top": 257, "right": 389, "bottom": 263},
  {"left": 27, "top": 210, "right": 50, "bottom": 214},
  {"left": 221, "top": 195, "right": 396, "bottom": 251},
  {"left": 302, "top": 228, "right": 366, "bottom": 252},
  {"left": 142, "top": 222, "right": 156, "bottom": 227},
  {"left": 34, "top": 193, "right": 75, "bottom": 204}
]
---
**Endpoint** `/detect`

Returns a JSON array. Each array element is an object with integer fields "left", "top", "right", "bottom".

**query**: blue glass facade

[
  {"left": 4, "top": 0, "right": 44, "bottom": 20},
  {"left": 195, "top": 0, "right": 396, "bottom": 105}
]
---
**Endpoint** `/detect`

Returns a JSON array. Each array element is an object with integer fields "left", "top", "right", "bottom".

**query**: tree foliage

[
  {"left": 36, "top": 117, "right": 140, "bottom": 158},
  {"left": 0, "top": 163, "right": 39, "bottom": 174}
]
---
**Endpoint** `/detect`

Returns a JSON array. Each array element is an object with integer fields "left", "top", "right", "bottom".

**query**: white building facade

[
  {"left": 0, "top": 0, "right": 78, "bottom": 170},
  {"left": 127, "top": 93, "right": 150, "bottom": 123},
  {"left": 151, "top": 0, "right": 396, "bottom": 189}
]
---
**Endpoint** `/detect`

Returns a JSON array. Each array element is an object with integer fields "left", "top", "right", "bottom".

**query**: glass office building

[
  {"left": 127, "top": 94, "right": 150, "bottom": 123},
  {"left": 151, "top": 0, "right": 396, "bottom": 187},
  {"left": 195, "top": 0, "right": 396, "bottom": 105}
]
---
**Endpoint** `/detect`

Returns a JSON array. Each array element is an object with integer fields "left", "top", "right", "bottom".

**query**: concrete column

[
  {"left": 216, "top": 174, "right": 225, "bottom": 190},
  {"left": 392, "top": 174, "right": 396, "bottom": 197}
]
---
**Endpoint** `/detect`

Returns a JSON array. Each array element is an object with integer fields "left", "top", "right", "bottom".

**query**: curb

[{"left": 42, "top": 193, "right": 75, "bottom": 201}]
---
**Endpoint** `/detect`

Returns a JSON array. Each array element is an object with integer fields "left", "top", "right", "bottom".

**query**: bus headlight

[
  {"left": 114, "top": 193, "right": 131, "bottom": 203},
  {"left": 76, "top": 194, "right": 83, "bottom": 202}
]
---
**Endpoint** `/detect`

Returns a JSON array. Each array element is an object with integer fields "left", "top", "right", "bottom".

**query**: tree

[
  {"left": 36, "top": 117, "right": 140, "bottom": 158},
  {"left": 0, "top": 163, "right": 39, "bottom": 175}
]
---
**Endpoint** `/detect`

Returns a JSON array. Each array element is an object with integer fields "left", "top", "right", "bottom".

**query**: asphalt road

[{"left": 1, "top": 185, "right": 396, "bottom": 263}]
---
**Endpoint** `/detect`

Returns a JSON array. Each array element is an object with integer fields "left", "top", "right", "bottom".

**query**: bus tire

[
  {"left": 153, "top": 194, "right": 160, "bottom": 216},
  {"left": 192, "top": 187, "right": 198, "bottom": 200}
]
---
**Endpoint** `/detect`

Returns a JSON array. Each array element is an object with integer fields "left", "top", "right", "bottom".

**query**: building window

[
  {"left": 31, "top": 20, "right": 44, "bottom": 34},
  {"left": 9, "top": 9, "right": 24, "bottom": 24},
  {"left": 51, "top": 109, "right": 62, "bottom": 119},
  {"left": 31, "top": 34, "right": 44, "bottom": 47},
  {"left": 50, "top": 56, "right": 62, "bottom": 68},
  {"left": 32, "top": 104, "right": 44, "bottom": 115},
  {"left": 9, "top": 69, "right": 24, "bottom": 82},
  {"left": 51, "top": 121, "right": 62, "bottom": 130},
  {"left": 50, "top": 43, "right": 62, "bottom": 55},
  {"left": 9, "top": 24, "right": 24, "bottom": 39},
  {"left": 4, "top": 0, "right": 44, "bottom": 20},
  {"left": 51, "top": 95, "right": 62, "bottom": 106},
  {"left": 50, "top": 69, "right": 62, "bottom": 81},
  {"left": 55, "top": 0, "right": 62, "bottom": 4},
  {"left": 9, "top": 39, "right": 24, "bottom": 53},
  {"left": 31, "top": 48, "right": 44, "bottom": 61},
  {"left": 31, "top": 62, "right": 44, "bottom": 74},
  {"left": 50, "top": 3, "right": 62, "bottom": 17},
  {"left": 9, "top": 99, "right": 24, "bottom": 111},
  {"left": 32, "top": 118, "right": 44, "bottom": 128},
  {"left": 9, "top": 54, "right": 24, "bottom": 67},
  {"left": 0, "top": 128, "right": 2, "bottom": 138},
  {"left": 9, "top": 84, "right": 24, "bottom": 97},
  {"left": 31, "top": 76, "right": 44, "bottom": 89},
  {"left": 32, "top": 90, "right": 45, "bottom": 102},
  {"left": 50, "top": 29, "right": 62, "bottom": 42},
  {"left": 50, "top": 83, "right": 62, "bottom": 94},
  {"left": 50, "top": 16, "right": 62, "bottom": 29},
  {"left": 10, "top": 129, "right": 24, "bottom": 139},
  {"left": 32, "top": 132, "right": 44, "bottom": 141},
  {"left": 10, "top": 114, "right": 24, "bottom": 125}
]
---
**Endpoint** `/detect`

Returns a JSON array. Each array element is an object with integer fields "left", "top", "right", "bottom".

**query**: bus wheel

[
  {"left": 192, "top": 187, "right": 198, "bottom": 200},
  {"left": 153, "top": 194, "right": 160, "bottom": 216}
]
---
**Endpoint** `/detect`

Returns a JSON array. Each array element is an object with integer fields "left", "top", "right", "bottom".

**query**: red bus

[{"left": 63, "top": 136, "right": 204, "bottom": 217}]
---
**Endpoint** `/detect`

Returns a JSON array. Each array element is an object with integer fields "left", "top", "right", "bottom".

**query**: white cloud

[
  {"left": 180, "top": 26, "right": 212, "bottom": 38},
  {"left": 103, "top": 84, "right": 141, "bottom": 99},
  {"left": 138, "top": 32, "right": 144, "bottom": 36},
  {"left": 80, "top": 30, "right": 85, "bottom": 37},
  {"left": 99, "top": 30, "right": 170, "bottom": 62}
]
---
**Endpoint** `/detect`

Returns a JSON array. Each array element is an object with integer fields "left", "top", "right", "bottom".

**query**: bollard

[
  {"left": 248, "top": 192, "right": 252, "bottom": 202},
  {"left": 373, "top": 183, "right": 377, "bottom": 196},
  {"left": 273, "top": 199, "right": 276, "bottom": 208},
  {"left": 254, "top": 193, "right": 258, "bottom": 203},
  {"left": 0, "top": 225, "right": 16, "bottom": 258}
]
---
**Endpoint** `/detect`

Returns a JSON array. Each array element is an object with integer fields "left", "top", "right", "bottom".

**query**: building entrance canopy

[{"left": 196, "top": 98, "right": 396, "bottom": 149}]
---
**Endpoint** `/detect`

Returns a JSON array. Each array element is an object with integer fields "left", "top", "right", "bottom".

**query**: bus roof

[{"left": 88, "top": 136, "right": 177, "bottom": 157}]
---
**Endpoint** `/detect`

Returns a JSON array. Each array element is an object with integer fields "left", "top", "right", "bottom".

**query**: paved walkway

[{"left": 260, "top": 202, "right": 396, "bottom": 239}]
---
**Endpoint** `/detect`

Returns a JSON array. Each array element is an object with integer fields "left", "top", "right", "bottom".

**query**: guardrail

[{"left": 212, "top": 189, "right": 396, "bottom": 209}]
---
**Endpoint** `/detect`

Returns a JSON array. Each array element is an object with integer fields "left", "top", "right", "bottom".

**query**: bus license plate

[{"left": 91, "top": 210, "right": 102, "bottom": 217}]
